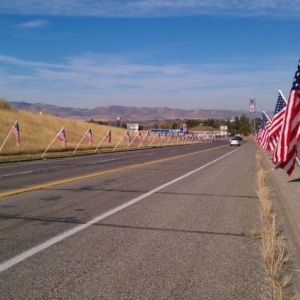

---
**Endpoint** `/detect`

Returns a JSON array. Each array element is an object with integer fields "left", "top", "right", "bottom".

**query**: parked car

[{"left": 230, "top": 136, "right": 241, "bottom": 146}]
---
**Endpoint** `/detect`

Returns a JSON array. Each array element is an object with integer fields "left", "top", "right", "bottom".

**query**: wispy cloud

[
  {"left": 0, "top": 52, "right": 294, "bottom": 110},
  {"left": 15, "top": 19, "right": 49, "bottom": 28},
  {"left": 1, "top": 0, "right": 300, "bottom": 18}
]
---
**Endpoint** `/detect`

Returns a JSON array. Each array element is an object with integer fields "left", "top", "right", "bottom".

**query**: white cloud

[
  {"left": 0, "top": 0, "right": 300, "bottom": 18},
  {"left": 15, "top": 19, "right": 48, "bottom": 28},
  {"left": 0, "top": 52, "right": 295, "bottom": 111}
]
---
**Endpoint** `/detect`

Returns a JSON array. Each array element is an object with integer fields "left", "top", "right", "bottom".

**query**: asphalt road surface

[{"left": 0, "top": 141, "right": 266, "bottom": 299}]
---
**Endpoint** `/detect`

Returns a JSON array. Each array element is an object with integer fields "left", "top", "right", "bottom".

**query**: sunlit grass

[
  {"left": 254, "top": 150, "right": 299, "bottom": 300},
  {"left": 0, "top": 102, "right": 130, "bottom": 157}
]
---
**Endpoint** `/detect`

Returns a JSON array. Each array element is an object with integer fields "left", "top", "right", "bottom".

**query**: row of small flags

[
  {"left": 255, "top": 59, "right": 300, "bottom": 176},
  {"left": 0, "top": 122, "right": 216, "bottom": 155}
]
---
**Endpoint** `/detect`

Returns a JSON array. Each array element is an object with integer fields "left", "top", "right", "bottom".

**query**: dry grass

[
  {"left": 0, "top": 103, "right": 195, "bottom": 159},
  {"left": 255, "top": 151, "right": 299, "bottom": 300},
  {"left": 0, "top": 104, "right": 130, "bottom": 157}
]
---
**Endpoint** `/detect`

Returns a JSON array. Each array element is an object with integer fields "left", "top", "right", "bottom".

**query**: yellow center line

[{"left": 0, "top": 145, "right": 227, "bottom": 198}]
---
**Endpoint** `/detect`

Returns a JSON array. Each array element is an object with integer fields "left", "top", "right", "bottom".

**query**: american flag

[
  {"left": 145, "top": 131, "right": 151, "bottom": 143},
  {"left": 273, "top": 60, "right": 300, "bottom": 175},
  {"left": 106, "top": 130, "right": 111, "bottom": 143},
  {"left": 57, "top": 127, "right": 67, "bottom": 148},
  {"left": 256, "top": 113, "right": 271, "bottom": 151},
  {"left": 11, "top": 121, "right": 20, "bottom": 146},
  {"left": 157, "top": 132, "right": 161, "bottom": 142},
  {"left": 137, "top": 132, "right": 143, "bottom": 145},
  {"left": 268, "top": 91, "right": 286, "bottom": 146},
  {"left": 85, "top": 128, "right": 93, "bottom": 146},
  {"left": 124, "top": 131, "right": 131, "bottom": 146}
]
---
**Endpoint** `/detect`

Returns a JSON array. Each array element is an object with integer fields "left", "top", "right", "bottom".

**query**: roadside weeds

[{"left": 254, "top": 151, "right": 300, "bottom": 300}]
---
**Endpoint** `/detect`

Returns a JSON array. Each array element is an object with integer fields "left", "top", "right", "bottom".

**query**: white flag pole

[
  {"left": 278, "top": 89, "right": 287, "bottom": 103},
  {"left": 42, "top": 128, "right": 64, "bottom": 158},
  {"left": 263, "top": 111, "right": 272, "bottom": 123},
  {"left": 0, "top": 121, "right": 17, "bottom": 153},
  {"left": 157, "top": 135, "right": 163, "bottom": 147},
  {"left": 73, "top": 130, "right": 87, "bottom": 155},
  {"left": 95, "top": 130, "right": 110, "bottom": 153},
  {"left": 113, "top": 135, "right": 125, "bottom": 151},
  {"left": 94, "top": 136, "right": 106, "bottom": 153},
  {"left": 127, "top": 131, "right": 139, "bottom": 149},
  {"left": 164, "top": 135, "right": 171, "bottom": 146},
  {"left": 138, "top": 133, "right": 144, "bottom": 149},
  {"left": 149, "top": 132, "right": 158, "bottom": 147}
]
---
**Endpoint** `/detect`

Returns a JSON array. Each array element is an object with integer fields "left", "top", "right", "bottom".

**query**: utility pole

[{"left": 249, "top": 98, "right": 255, "bottom": 135}]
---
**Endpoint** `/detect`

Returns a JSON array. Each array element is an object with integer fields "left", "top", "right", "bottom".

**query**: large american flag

[
  {"left": 85, "top": 128, "right": 93, "bottom": 146},
  {"left": 273, "top": 60, "right": 300, "bottom": 175},
  {"left": 268, "top": 91, "right": 287, "bottom": 150},
  {"left": 57, "top": 127, "right": 67, "bottom": 148},
  {"left": 11, "top": 121, "right": 20, "bottom": 146}
]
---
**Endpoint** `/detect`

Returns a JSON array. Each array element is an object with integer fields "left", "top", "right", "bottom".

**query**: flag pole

[
  {"left": 127, "top": 131, "right": 139, "bottom": 149},
  {"left": 95, "top": 130, "right": 110, "bottom": 153},
  {"left": 94, "top": 135, "right": 106, "bottom": 153},
  {"left": 138, "top": 132, "right": 144, "bottom": 149},
  {"left": 164, "top": 135, "right": 171, "bottom": 146},
  {"left": 263, "top": 111, "right": 272, "bottom": 123},
  {"left": 149, "top": 132, "right": 158, "bottom": 147},
  {"left": 73, "top": 130, "right": 87, "bottom": 155},
  {"left": 42, "top": 128, "right": 63, "bottom": 158},
  {"left": 113, "top": 135, "right": 125, "bottom": 151},
  {"left": 0, "top": 121, "right": 17, "bottom": 153}
]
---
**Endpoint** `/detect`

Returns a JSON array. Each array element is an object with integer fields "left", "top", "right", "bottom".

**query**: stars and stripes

[
  {"left": 85, "top": 128, "right": 93, "bottom": 146},
  {"left": 11, "top": 121, "right": 20, "bottom": 146},
  {"left": 106, "top": 130, "right": 111, "bottom": 143},
  {"left": 255, "top": 113, "right": 271, "bottom": 151},
  {"left": 268, "top": 91, "right": 287, "bottom": 141},
  {"left": 273, "top": 60, "right": 300, "bottom": 175},
  {"left": 57, "top": 127, "right": 67, "bottom": 148},
  {"left": 124, "top": 131, "right": 131, "bottom": 146},
  {"left": 137, "top": 132, "right": 143, "bottom": 145},
  {"left": 145, "top": 131, "right": 151, "bottom": 143}
]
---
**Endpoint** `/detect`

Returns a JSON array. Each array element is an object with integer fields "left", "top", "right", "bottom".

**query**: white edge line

[
  {"left": 0, "top": 171, "right": 33, "bottom": 178},
  {"left": 0, "top": 147, "right": 241, "bottom": 273}
]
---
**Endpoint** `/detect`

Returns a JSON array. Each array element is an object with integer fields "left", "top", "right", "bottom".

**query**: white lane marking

[
  {"left": 0, "top": 171, "right": 34, "bottom": 178},
  {"left": 97, "top": 159, "right": 117, "bottom": 163},
  {"left": 0, "top": 147, "right": 241, "bottom": 273}
]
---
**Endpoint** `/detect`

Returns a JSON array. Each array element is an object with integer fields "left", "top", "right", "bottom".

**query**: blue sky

[{"left": 1, "top": 1, "right": 300, "bottom": 112}]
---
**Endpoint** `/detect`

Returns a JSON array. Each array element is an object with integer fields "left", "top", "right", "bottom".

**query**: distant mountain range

[{"left": 9, "top": 101, "right": 249, "bottom": 122}]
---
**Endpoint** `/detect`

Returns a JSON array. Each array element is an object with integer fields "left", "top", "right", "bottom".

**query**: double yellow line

[{"left": 0, "top": 145, "right": 226, "bottom": 198}]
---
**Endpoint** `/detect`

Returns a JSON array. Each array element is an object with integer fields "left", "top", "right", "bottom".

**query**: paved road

[
  {"left": 0, "top": 141, "right": 228, "bottom": 195},
  {"left": 0, "top": 141, "right": 266, "bottom": 299}
]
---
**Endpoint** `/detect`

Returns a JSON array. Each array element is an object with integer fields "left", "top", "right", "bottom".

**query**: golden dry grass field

[{"left": 0, "top": 100, "right": 154, "bottom": 160}]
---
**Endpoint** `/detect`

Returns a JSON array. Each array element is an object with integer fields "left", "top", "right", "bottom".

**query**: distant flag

[
  {"left": 124, "top": 131, "right": 131, "bottom": 146},
  {"left": 11, "top": 121, "right": 20, "bottom": 146},
  {"left": 145, "top": 131, "right": 151, "bottom": 143},
  {"left": 137, "top": 132, "right": 143, "bottom": 145},
  {"left": 157, "top": 132, "right": 161, "bottom": 142},
  {"left": 85, "top": 128, "right": 93, "bottom": 146},
  {"left": 106, "top": 130, "right": 111, "bottom": 143},
  {"left": 57, "top": 127, "right": 67, "bottom": 148},
  {"left": 256, "top": 113, "right": 271, "bottom": 151},
  {"left": 273, "top": 59, "right": 300, "bottom": 175}
]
